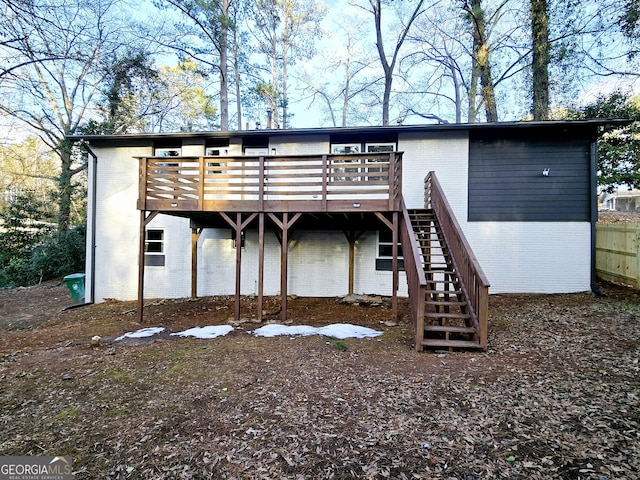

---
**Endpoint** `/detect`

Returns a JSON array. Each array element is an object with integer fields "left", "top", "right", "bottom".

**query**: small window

[
  {"left": 154, "top": 147, "right": 181, "bottom": 157},
  {"left": 331, "top": 144, "right": 362, "bottom": 181},
  {"left": 145, "top": 229, "right": 165, "bottom": 267},
  {"left": 206, "top": 147, "right": 229, "bottom": 156},
  {"left": 205, "top": 147, "right": 227, "bottom": 175},
  {"left": 244, "top": 147, "right": 269, "bottom": 156},
  {"left": 332, "top": 143, "right": 361, "bottom": 154},
  {"left": 376, "top": 229, "right": 404, "bottom": 271},
  {"left": 365, "top": 143, "right": 394, "bottom": 181}
]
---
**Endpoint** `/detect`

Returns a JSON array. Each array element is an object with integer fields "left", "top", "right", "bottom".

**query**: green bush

[{"left": 30, "top": 226, "right": 86, "bottom": 281}]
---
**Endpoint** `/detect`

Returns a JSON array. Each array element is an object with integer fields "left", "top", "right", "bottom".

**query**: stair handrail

[
  {"left": 425, "top": 172, "right": 490, "bottom": 349},
  {"left": 400, "top": 198, "right": 427, "bottom": 350}
]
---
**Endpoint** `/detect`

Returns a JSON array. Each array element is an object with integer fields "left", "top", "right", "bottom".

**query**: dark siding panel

[{"left": 468, "top": 135, "right": 591, "bottom": 222}]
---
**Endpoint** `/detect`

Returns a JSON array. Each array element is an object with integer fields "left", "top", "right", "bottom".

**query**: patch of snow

[
  {"left": 317, "top": 323, "right": 383, "bottom": 339},
  {"left": 171, "top": 325, "right": 234, "bottom": 339},
  {"left": 251, "top": 324, "right": 319, "bottom": 338},
  {"left": 253, "top": 323, "right": 382, "bottom": 339},
  {"left": 115, "top": 327, "right": 165, "bottom": 341}
]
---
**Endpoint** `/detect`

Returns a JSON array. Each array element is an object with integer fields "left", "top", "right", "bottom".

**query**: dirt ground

[{"left": 0, "top": 280, "right": 639, "bottom": 479}]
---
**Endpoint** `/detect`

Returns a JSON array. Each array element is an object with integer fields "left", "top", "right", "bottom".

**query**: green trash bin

[{"left": 63, "top": 273, "right": 85, "bottom": 303}]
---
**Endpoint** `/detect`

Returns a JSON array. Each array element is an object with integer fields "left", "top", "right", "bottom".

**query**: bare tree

[
  {"left": 153, "top": 0, "right": 243, "bottom": 131},
  {"left": 530, "top": 0, "right": 550, "bottom": 119},
  {"left": 300, "top": 16, "right": 378, "bottom": 126},
  {"left": 249, "top": 0, "right": 326, "bottom": 128},
  {"left": 0, "top": 0, "right": 130, "bottom": 232},
  {"left": 357, "top": 0, "right": 426, "bottom": 125}
]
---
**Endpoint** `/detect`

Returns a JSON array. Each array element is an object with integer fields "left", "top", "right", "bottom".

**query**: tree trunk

[
  {"left": 233, "top": 20, "right": 242, "bottom": 130},
  {"left": 531, "top": 0, "right": 550, "bottom": 120},
  {"left": 282, "top": 44, "right": 288, "bottom": 129},
  {"left": 219, "top": 0, "right": 230, "bottom": 131},
  {"left": 467, "top": 0, "right": 498, "bottom": 122},
  {"left": 56, "top": 139, "right": 73, "bottom": 233},
  {"left": 463, "top": 0, "right": 498, "bottom": 122},
  {"left": 468, "top": 55, "right": 479, "bottom": 122},
  {"left": 372, "top": 0, "right": 424, "bottom": 126},
  {"left": 270, "top": 19, "right": 279, "bottom": 128}
]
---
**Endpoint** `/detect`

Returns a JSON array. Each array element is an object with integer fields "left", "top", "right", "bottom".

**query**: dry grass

[{"left": 0, "top": 281, "right": 639, "bottom": 479}]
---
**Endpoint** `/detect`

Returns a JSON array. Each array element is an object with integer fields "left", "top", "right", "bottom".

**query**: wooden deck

[
  {"left": 137, "top": 152, "right": 403, "bottom": 213},
  {"left": 135, "top": 154, "right": 489, "bottom": 351}
]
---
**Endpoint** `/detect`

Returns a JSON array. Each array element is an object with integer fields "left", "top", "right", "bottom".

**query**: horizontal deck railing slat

[{"left": 138, "top": 152, "right": 403, "bottom": 213}]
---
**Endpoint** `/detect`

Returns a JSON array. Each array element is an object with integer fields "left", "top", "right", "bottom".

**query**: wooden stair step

[
  {"left": 425, "top": 300, "right": 466, "bottom": 306},
  {"left": 425, "top": 289, "right": 462, "bottom": 295},
  {"left": 424, "top": 312, "right": 471, "bottom": 319},
  {"left": 422, "top": 339, "right": 483, "bottom": 349},
  {"left": 424, "top": 325, "right": 476, "bottom": 333}
]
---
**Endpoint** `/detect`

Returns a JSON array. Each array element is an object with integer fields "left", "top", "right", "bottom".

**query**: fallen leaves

[{"left": 0, "top": 283, "right": 639, "bottom": 478}]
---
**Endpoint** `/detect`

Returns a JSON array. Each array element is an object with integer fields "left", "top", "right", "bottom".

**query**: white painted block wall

[
  {"left": 87, "top": 133, "right": 592, "bottom": 302},
  {"left": 398, "top": 131, "right": 591, "bottom": 293}
]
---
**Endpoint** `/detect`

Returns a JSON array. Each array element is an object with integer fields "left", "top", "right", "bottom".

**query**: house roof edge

[{"left": 66, "top": 118, "right": 632, "bottom": 142}]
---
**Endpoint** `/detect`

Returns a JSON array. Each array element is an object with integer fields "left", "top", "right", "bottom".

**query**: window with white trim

[
  {"left": 205, "top": 146, "right": 229, "bottom": 174},
  {"left": 375, "top": 229, "right": 404, "bottom": 271},
  {"left": 365, "top": 143, "right": 394, "bottom": 181},
  {"left": 331, "top": 143, "right": 362, "bottom": 181},
  {"left": 154, "top": 147, "right": 181, "bottom": 157},
  {"left": 144, "top": 229, "right": 165, "bottom": 267},
  {"left": 330, "top": 142, "right": 396, "bottom": 182}
]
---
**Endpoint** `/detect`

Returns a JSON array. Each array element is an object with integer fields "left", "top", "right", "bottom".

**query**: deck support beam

[
  {"left": 375, "top": 212, "right": 399, "bottom": 323},
  {"left": 343, "top": 230, "right": 365, "bottom": 295},
  {"left": 257, "top": 213, "right": 265, "bottom": 321},
  {"left": 268, "top": 212, "right": 301, "bottom": 322},
  {"left": 191, "top": 228, "right": 203, "bottom": 298},
  {"left": 220, "top": 212, "right": 258, "bottom": 321},
  {"left": 137, "top": 210, "right": 159, "bottom": 323}
]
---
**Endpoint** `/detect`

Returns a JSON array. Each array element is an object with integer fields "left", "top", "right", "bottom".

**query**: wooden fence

[{"left": 596, "top": 222, "right": 640, "bottom": 289}]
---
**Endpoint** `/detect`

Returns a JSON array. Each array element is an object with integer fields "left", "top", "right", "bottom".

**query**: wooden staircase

[{"left": 407, "top": 208, "right": 484, "bottom": 350}]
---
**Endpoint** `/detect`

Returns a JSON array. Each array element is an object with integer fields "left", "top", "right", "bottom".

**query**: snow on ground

[
  {"left": 171, "top": 325, "right": 234, "bottom": 339},
  {"left": 253, "top": 323, "right": 383, "bottom": 339},
  {"left": 114, "top": 323, "right": 382, "bottom": 341},
  {"left": 114, "top": 327, "right": 165, "bottom": 341}
]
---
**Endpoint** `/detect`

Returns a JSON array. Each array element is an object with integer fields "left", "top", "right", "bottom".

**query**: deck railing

[
  {"left": 425, "top": 172, "right": 490, "bottom": 349},
  {"left": 137, "top": 152, "right": 403, "bottom": 213},
  {"left": 400, "top": 198, "right": 427, "bottom": 350}
]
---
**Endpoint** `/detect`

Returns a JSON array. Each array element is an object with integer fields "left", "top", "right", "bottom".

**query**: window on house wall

[
  {"left": 375, "top": 229, "right": 404, "bottom": 271},
  {"left": 144, "top": 229, "right": 165, "bottom": 266},
  {"left": 205, "top": 145, "right": 229, "bottom": 174},
  {"left": 330, "top": 143, "right": 396, "bottom": 182},
  {"left": 365, "top": 143, "right": 394, "bottom": 181},
  {"left": 153, "top": 145, "right": 181, "bottom": 173},
  {"left": 331, "top": 143, "right": 361, "bottom": 181},
  {"left": 154, "top": 146, "right": 181, "bottom": 157},
  {"left": 244, "top": 147, "right": 270, "bottom": 156}
]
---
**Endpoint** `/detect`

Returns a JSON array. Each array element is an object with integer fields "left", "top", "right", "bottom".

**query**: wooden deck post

[
  {"left": 137, "top": 210, "right": 159, "bottom": 323},
  {"left": 191, "top": 228, "right": 202, "bottom": 298},
  {"left": 281, "top": 213, "right": 289, "bottom": 322},
  {"left": 374, "top": 211, "right": 399, "bottom": 323},
  {"left": 392, "top": 211, "right": 399, "bottom": 323},
  {"left": 137, "top": 211, "right": 145, "bottom": 323},
  {"left": 234, "top": 213, "right": 242, "bottom": 321},
  {"left": 344, "top": 230, "right": 365, "bottom": 295},
  {"left": 268, "top": 212, "right": 301, "bottom": 322},
  {"left": 220, "top": 212, "right": 258, "bottom": 321},
  {"left": 257, "top": 213, "right": 265, "bottom": 321}
]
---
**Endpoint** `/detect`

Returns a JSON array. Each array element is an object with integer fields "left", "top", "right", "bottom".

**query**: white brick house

[{"left": 71, "top": 120, "right": 622, "bottom": 350}]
